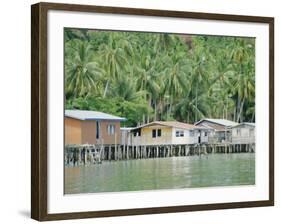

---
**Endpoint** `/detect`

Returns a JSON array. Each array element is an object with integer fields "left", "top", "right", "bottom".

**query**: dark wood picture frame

[{"left": 31, "top": 2, "right": 274, "bottom": 221}]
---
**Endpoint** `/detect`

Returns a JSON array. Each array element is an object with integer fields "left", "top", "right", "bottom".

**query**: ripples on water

[{"left": 64, "top": 153, "right": 255, "bottom": 194}]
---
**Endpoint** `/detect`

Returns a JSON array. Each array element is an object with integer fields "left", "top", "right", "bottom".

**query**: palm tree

[
  {"left": 210, "top": 52, "right": 235, "bottom": 119},
  {"left": 99, "top": 33, "right": 129, "bottom": 98},
  {"left": 189, "top": 44, "right": 211, "bottom": 122},
  {"left": 64, "top": 29, "right": 256, "bottom": 124},
  {"left": 135, "top": 49, "right": 161, "bottom": 122},
  {"left": 230, "top": 38, "right": 255, "bottom": 122},
  {"left": 111, "top": 67, "right": 145, "bottom": 102},
  {"left": 65, "top": 40, "right": 103, "bottom": 98},
  {"left": 174, "top": 86, "right": 209, "bottom": 123},
  {"left": 153, "top": 33, "right": 177, "bottom": 53},
  {"left": 162, "top": 53, "right": 190, "bottom": 119},
  {"left": 232, "top": 67, "right": 255, "bottom": 122}
]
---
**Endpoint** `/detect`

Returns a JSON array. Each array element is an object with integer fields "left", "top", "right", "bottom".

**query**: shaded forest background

[{"left": 65, "top": 28, "right": 255, "bottom": 127}]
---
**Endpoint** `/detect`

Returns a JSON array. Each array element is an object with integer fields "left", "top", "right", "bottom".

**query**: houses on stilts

[
  {"left": 65, "top": 110, "right": 126, "bottom": 165},
  {"left": 64, "top": 110, "right": 255, "bottom": 166}
]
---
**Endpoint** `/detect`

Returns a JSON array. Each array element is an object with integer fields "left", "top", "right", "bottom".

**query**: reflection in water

[{"left": 64, "top": 153, "right": 255, "bottom": 194}]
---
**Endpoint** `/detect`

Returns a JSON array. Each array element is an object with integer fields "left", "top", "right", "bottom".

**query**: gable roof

[
  {"left": 232, "top": 122, "right": 255, "bottom": 128},
  {"left": 132, "top": 121, "right": 209, "bottom": 131},
  {"left": 65, "top": 110, "right": 126, "bottom": 121},
  {"left": 195, "top": 118, "right": 238, "bottom": 127},
  {"left": 120, "top": 127, "right": 135, "bottom": 131}
]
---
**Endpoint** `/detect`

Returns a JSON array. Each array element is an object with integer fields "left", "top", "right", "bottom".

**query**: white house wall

[
  {"left": 171, "top": 128, "right": 198, "bottom": 145},
  {"left": 128, "top": 126, "right": 212, "bottom": 146},
  {"left": 199, "top": 130, "right": 209, "bottom": 143},
  {"left": 231, "top": 125, "right": 255, "bottom": 144}
]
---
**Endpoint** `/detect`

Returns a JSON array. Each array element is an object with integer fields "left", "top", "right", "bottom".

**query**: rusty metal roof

[{"left": 131, "top": 121, "right": 210, "bottom": 130}]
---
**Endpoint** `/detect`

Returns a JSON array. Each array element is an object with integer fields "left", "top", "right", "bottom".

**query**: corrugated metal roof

[
  {"left": 243, "top": 122, "right": 255, "bottom": 126},
  {"left": 131, "top": 121, "right": 210, "bottom": 131},
  {"left": 195, "top": 118, "right": 238, "bottom": 127},
  {"left": 120, "top": 127, "right": 135, "bottom": 131},
  {"left": 196, "top": 122, "right": 217, "bottom": 130},
  {"left": 232, "top": 122, "right": 255, "bottom": 128},
  {"left": 65, "top": 110, "right": 126, "bottom": 121}
]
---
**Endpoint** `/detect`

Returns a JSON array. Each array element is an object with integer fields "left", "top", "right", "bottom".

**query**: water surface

[{"left": 64, "top": 153, "right": 255, "bottom": 194}]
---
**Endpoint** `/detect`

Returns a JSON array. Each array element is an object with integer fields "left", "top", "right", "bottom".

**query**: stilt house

[
  {"left": 65, "top": 110, "right": 126, "bottom": 145},
  {"left": 231, "top": 122, "right": 255, "bottom": 144},
  {"left": 129, "top": 121, "right": 210, "bottom": 146},
  {"left": 195, "top": 118, "right": 238, "bottom": 143}
]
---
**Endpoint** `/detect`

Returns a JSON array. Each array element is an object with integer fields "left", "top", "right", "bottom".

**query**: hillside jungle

[{"left": 64, "top": 28, "right": 255, "bottom": 127}]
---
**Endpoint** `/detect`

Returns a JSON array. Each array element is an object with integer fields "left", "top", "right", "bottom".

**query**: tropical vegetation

[{"left": 65, "top": 28, "right": 255, "bottom": 127}]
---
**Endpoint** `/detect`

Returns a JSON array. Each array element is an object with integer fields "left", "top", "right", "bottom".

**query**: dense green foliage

[{"left": 65, "top": 28, "right": 255, "bottom": 127}]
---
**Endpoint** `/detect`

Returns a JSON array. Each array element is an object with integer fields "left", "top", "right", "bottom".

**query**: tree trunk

[
  {"left": 226, "top": 99, "right": 228, "bottom": 120},
  {"left": 195, "top": 82, "right": 198, "bottom": 122},
  {"left": 103, "top": 80, "right": 109, "bottom": 98},
  {"left": 169, "top": 96, "right": 173, "bottom": 119},
  {"left": 236, "top": 96, "right": 241, "bottom": 122},
  {"left": 251, "top": 109, "right": 255, "bottom": 122},
  {"left": 237, "top": 97, "right": 245, "bottom": 122},
  {"left": 142, "top": 114, "right": 146, "bottom": 125},
  {"left": 154, "top": 99, "right": 157, "bottom": 121},
  {"left": 147, "top": 94, "right": 151, "bottom": 123}
]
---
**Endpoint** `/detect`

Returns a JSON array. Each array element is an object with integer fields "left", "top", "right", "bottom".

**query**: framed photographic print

[{"left": 31, "top": 2, "right": 274, "bottom": 221}]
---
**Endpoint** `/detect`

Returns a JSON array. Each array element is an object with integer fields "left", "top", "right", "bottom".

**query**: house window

[
  {"left": 152, "top": 129, "right": 161, "bottom": 138},
  {"left": 96, "top": 121, "right": 100, "bottom": 139},
  {"left": 107, "top": 124, "right": 115, "bottom": 135},
  {"left": 152, "top": 129, "right": 157, "bottom": 138},
  {"left": 133, "top": 129, "right": 141, "bottom": 137},
  {"left": 189, "top": 130, "right": 194, "bottom": 137},
  {"left": 176, "top": 130, "right": 184, "bottom": 137},
  {"left": 204, "top": 131, "right": 207, "bottom": 136}
]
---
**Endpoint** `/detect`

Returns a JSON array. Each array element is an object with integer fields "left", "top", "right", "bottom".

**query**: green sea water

[{"left": 64, "top": 153, "right": 255, "bottom": 194}]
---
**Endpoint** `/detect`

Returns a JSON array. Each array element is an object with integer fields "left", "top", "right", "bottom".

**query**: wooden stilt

[
  {"left": 78, "top": 148, "right": 82, "bottom": 165},
  {"left": 156, "top": 146, "right": 158, "bottom": 158},
  {"left": 178, "top": 146, "right": 182, "bottom": 156}
]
